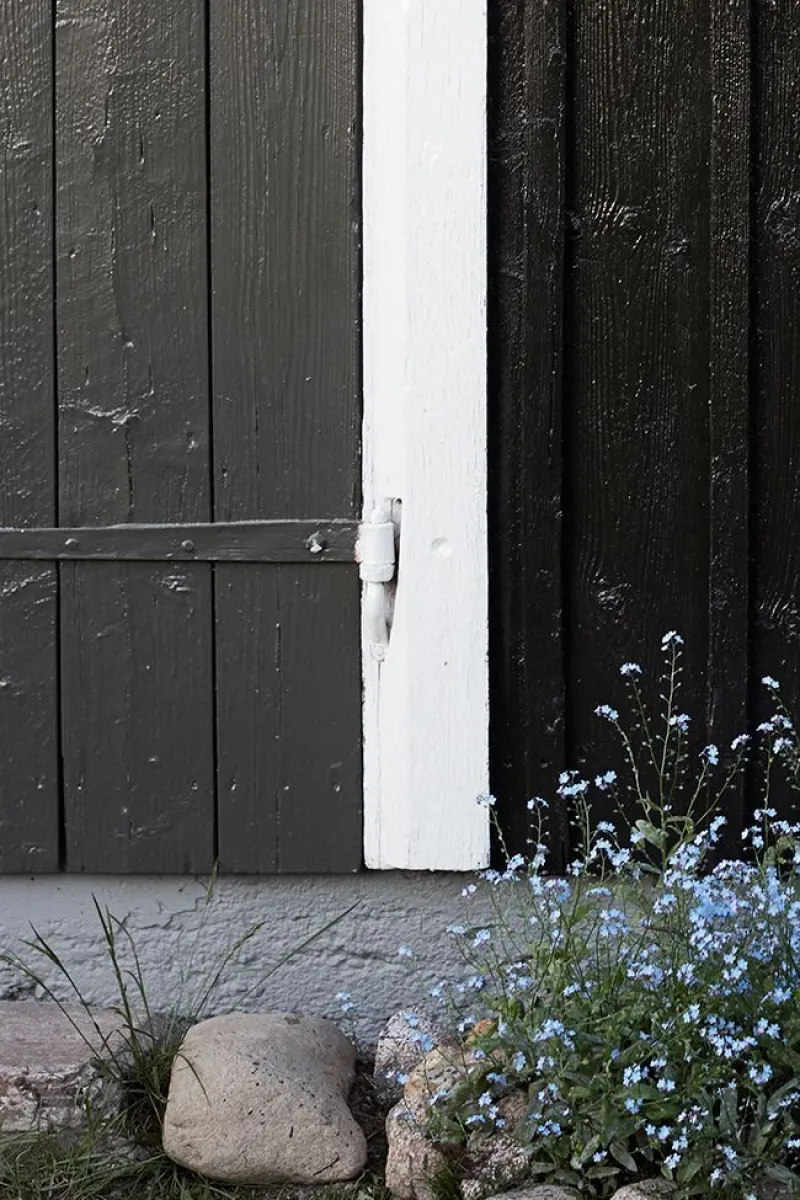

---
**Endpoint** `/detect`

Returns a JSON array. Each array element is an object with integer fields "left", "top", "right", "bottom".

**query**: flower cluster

[{"left": 424, "top": 640, "right": 800, "bottom": 1199}]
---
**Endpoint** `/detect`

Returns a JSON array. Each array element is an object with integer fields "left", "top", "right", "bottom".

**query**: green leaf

[
  {"left": 577, "top": 1135, "right": 602, "bottom": 1166},
  {"left": 718, "top": 1086, "right": 739, "bottom": 1138},
  {"left": 634, "top": 819, "right": 666, "bottom": 849},
  {"left": 524, "top": 1162, "right": 555, "bottom": 1177},
  {"left": 765, "top": 1164, "right": 800, "bottom": 1186},
  {"left": 609, "top": 1141, "right": 638, "bottom": 1172},
  {"left": 586, "top": 1163, "right": 621, "bottom": 1180},
  {"left": 676, "top": 1156, "right": 705, "bottom": 1184}
]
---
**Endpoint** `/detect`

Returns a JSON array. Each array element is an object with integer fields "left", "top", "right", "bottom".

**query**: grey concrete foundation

[{"left": 0, "top": 874, "right": 490, "bottom": 1045}]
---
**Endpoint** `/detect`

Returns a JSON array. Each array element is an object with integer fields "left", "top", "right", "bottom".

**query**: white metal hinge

[{"left": 356, "top": 503, "right": 397, "bottom": 661}]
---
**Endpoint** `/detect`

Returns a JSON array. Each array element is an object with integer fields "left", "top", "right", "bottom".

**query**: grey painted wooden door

[{"left": 0, "top": 1, "right": 362, "bottom": 874}]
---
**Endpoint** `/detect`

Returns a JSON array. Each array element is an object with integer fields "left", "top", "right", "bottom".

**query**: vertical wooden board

[
  {"left": 706, "top": 0, "right": 750, "bottom": 844},
  {"left": 488, "top": 0, "right": 569, "bottom": 864},
  {"left": 55, "top": 0, "right": 213, "bottom": 870},
  {"left": 0, "top": 0, "right": 54, "bottom": 530},
  {"left": 752, "top": 0, "right": 800, "bottom": 809},
  {"left": 0, "top": 1, "right": 59, "bottom": 871},
  {"left": 210, "top": 0, "right": 360, "bottom": 521},
  {"left": 0, "top": 567, "right": 59, "bottom": 872},
  {"left": 211, "top": 0, "right": 361, "bottom": 871},
  {"left": 217, "top": 566, "right": 361, "bottom": 873},
  {"left": 60, "top": 563, "right": 214, "bottom": 873},
  {"left": 566, "top": 0, "right": 714, "bottom": 803},
  {"left": 215, "top": 566, "right": 280, "bottom": 873},
  {"left": 276, "top": 567, "right": 361, "bottom": 871},
  {"left": 56, "top": 0, "right": 209, "bottom": 522}
]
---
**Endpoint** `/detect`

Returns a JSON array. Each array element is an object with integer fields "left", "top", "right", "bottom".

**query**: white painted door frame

[{"left": 361, "top": 1, "right": 489, "bottom": 870}]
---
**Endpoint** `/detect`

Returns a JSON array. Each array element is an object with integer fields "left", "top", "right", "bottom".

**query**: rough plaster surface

[{"left": 0, "top": 874, "right": 491, "bottom": 1045}]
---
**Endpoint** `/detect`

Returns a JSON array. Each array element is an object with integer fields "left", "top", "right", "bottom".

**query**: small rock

[
  {"left": 465, "top": 1019, "right": 498, "bottom": 1045},
  {"left": 484, "top": 1189, "right": 580, "bottom": 1200},
  {"left": 461, "top": 1128, "right": 530, "bottom": 1200},
  {"left": 495, "top": 1091, "right": 528, "bottom": 1135},
  {"left": 403, "top": 1044, "right": 482, "bottom": 1121},
  {"left": 611, "top": 1184, "right": 675, "bottom": 1199},
  {"left": 387, "top": 1047, "right": 532, "bottom": 1200},
  {"left": 162, "top": 1012, "right": 366, "bottom": 1185},
  {"left": 0, "top": 1000, "right": 124, "bottom": 1132},
  {"left": 374, "top": 1012, "right": 455, "bottom": 1095},
  {"left": 460, "top": 1099, "right": 534, "bottom": 1200},
  {"left": 384, "top": 1102, "right": 450, "bottom": 1200}
]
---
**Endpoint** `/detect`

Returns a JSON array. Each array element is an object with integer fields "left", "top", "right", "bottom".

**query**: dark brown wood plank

[
  {"left": 216, "top": 566, "right": 361, "bottom": 873},
  {"left": 488, "top": 0, "right": 569, "bottom": 865},
  {"left": 751, "top": 0, "right": 800, "bottom": 807},
  {"left": 706, "top": 0, "right": 750, "bottom": 845},
  {"left": 567, "top": 0, "right": 714, "bottom": 809},
  {"left": 60, "top": 562, "right": 214, "bottom": 872},
  {"left": 0, "top": 1, "right": 59, "bottom": 872},
  {"left": 55, "top": 0, "right": 213, "bottom": 871},
  {"left": 0, "top": 520, "right": 360, "bottom": 563},
  {"left": 211, "top": 0, "right": 361, "bottom": 871}
]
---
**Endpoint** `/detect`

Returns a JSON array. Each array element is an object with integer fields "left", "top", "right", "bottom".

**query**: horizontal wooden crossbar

[{"left": 0, "top": 520, "right": 359, "bottom": 564}]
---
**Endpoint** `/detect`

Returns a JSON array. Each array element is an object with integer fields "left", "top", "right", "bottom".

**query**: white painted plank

[{"left": 362, "top": 0, "right": 489, "bottom": 869}]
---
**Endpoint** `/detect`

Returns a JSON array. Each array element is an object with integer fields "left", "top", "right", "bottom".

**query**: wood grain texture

[
  {"left": 0, "top": 1, "right": 59, "bottom": 871},
  {"left": 566, "top": 0, "right": 714, "bottom": 798},
  {"left": 751, "top": 0, "right": 800, "bottom": 805},
  {"left": 211, "top": 0, "right": 362, "bottom": 871},
  {"left": 216, "top": 566, "right": 361, "bottom": 873},
  {"left": 0, "top": 520, "right": 359, "bottom": 563},
  {"left": 362, "top": 2, "right": 489, "bottom": 869},
  {"left": 488, "top": 0, "right": 569, "bottom": 866},
  {"left": 707, "top": 0, "right": 750, "bottom": 844},
  {"left": 60, "top": 562, "right": 214, "bottom": 872},
  {"left": 56, "top": 0, "right": 209, "bottom": 524},
  {"left": 55, "top": 0, "right": 214, "bottom": 870},
  {"left": 210, "top": 0, "right": 360, "bottom": 521}
]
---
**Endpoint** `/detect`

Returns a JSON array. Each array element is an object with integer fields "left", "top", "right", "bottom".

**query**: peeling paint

[{"left": 160, "top": 573, "right": 192, "bottom": 594}]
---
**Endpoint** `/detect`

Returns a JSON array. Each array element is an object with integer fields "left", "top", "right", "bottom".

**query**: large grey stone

[
  {"left": 162, "top": 1012, "right": 366, "bottom": 1185},
  {"left": 0, "top": 1000, "right": 124, "bottom": 1131},
  {"left": 611, "top": 1184, "right": 675, "bottom": 1199},
  {"left": 484, "top": 1189, "right": 580, "bottom": 1200},
  {"left": 611, "top": 1176, "right": 789, "bottom": 1200}
]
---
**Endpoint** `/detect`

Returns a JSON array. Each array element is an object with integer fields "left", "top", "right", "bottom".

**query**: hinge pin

[{"left": 357, "top": 503, "right": 397, "bottom": 660}]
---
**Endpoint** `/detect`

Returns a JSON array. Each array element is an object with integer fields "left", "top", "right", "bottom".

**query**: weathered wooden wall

[
  {"left": 0, "top": 0, "right": 361, "bottom": 874},
  {"left": 489, "top": 0, "right": 800, "bottom": 864},
  {"left": 5, "top": 0, "right": 798, "bottom": 875}
]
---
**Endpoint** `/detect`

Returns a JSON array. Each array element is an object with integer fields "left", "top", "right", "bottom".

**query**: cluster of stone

[
  {"left": 0, "top": 1002, "right": 790, "bottom": 1200},
  {"left": 374, "top": 1014, "right": 790, "bottom": 1200}
]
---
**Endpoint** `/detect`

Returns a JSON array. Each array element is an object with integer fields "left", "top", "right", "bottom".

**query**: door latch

[{"left": 357, "top": 503, "right": 397, "bottom": 661}]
